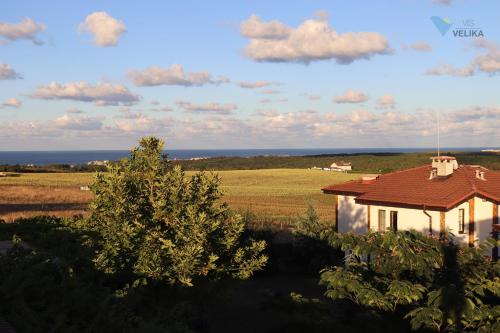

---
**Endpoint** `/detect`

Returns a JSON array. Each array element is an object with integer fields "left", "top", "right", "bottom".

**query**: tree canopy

[
  {"left": 88, "top": 137, "right": 267, "bottom": 286},
  {"left": 320, "top": 231, "right": 499, "bottom": 332}
]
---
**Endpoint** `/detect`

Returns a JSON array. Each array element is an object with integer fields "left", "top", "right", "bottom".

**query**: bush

[{"left": 88, "top": 137, "right": 267, "bottom": 287}]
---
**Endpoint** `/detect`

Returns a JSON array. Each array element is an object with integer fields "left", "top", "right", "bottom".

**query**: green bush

[{"left": 87, "top": 137, "right": 267, "bottom": 287}]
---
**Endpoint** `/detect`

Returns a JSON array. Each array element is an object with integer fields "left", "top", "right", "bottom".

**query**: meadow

[{"left": 0, "top": 169, "right": 360, "bottom": 224}]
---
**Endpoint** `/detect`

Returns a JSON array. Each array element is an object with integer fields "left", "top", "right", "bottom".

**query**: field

[{"left": 0, "top": 169, "right": 360, "bottom": 224}]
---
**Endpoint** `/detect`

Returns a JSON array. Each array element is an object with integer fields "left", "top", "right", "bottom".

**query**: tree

[
  {"left": 88, "top": 137, "right": 267, "bottom": 287},
  {"left": 320, "top": 231, "right": 499, "bottom": 332}
]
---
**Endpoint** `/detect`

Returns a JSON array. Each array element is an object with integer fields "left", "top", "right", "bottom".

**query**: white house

[
  {"left": 322, "top": 156, "right": 499, "bottom": 257},
  {"left": 330, "top": 161, "right": 352, "bottom": 171}
]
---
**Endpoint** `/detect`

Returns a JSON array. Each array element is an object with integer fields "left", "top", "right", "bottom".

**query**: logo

[
  {"left": 431, "top": 16, "right": 484, "bottom": 38},
  {"left": 431, "top": 16, "right": 453, "bottom": 36}
]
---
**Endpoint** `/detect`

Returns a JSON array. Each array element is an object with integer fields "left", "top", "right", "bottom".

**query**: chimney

[
  {"left": 430, "top": 156, "right": 457, "bottom": 177},
  {"left": 475, "top": 169, "right": 486, "bottom": 180}
]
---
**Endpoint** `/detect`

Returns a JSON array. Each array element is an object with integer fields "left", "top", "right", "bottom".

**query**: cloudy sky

[{"left": 1, "top": 0, "right": 499, "bottom": 150}]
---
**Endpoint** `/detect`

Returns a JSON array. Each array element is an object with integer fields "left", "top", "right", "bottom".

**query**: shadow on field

[{"left": 0, "top": 203, "right": 87, "bottom": 214}]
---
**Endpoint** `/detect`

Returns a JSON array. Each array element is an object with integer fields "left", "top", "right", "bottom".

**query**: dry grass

[
  {"left": 0, "top": 186, "right": 91, "bottom": 221},
  {"left": 0, "top": 169, "right": 362, "bottom": 223}
]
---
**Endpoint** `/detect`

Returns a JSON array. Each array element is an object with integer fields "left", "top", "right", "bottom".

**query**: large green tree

[
  {"left": 88, "top": 137, "right": 267, "bottom": 286},
  {"left": 320, "top": 231, "right": 499, "bottom": 332}
]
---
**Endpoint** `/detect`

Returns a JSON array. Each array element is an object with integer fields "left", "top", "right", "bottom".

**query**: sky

[{"left": 1, "top": 0, "right": 499, "bottom": 150}]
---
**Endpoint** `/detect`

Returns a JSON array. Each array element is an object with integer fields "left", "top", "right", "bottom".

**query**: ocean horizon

[{"left": 0, "top": 147, "right": 494, "bottom": 166}]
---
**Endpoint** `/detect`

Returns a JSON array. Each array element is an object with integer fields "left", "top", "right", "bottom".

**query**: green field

[{"left": 0, "top": 169, "right": 361, "bottom": 224}]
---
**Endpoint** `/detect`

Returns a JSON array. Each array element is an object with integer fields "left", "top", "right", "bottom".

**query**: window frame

[
  {"left": 378, "top": 209, "right": 386, "bottom": 232},
  {"left": 390, "top": 211, "right": 398, "bottom": 231},
  {"left": 458, "top": 208, "right": 465, "bottom": 234}
]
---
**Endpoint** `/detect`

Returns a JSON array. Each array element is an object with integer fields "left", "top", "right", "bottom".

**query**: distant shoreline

[{"left": 0, "top": 147, "right": 495, "bottom": 166}]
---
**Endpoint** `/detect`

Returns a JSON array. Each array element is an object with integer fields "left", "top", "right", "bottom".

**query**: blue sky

[{"left": 1, "top": 0, "right": 499, "bottom": 150}]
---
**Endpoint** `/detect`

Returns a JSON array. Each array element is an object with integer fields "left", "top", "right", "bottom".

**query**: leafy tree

[
  {"left": 320, "top": 231, "right": 499, "bottom": 332},
  {"left": 88, "top": 137, "right": 267, "bottom": 286}
]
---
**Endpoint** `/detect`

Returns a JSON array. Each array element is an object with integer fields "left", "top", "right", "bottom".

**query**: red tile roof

[{"left": 322, "top": 165, "right": 500, "bottom": 211}]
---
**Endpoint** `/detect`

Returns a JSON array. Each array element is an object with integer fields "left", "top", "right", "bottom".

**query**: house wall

[
  {"left": 337, "top": 195, "right": 494, "bottom": 246},
  {"left": 337, "top": 195, "right": 367, "bottom": 234}
]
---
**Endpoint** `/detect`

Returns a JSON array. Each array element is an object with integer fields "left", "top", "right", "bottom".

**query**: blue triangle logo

[{"left": 431, "top": 16, "right": 453, "bottom": 36}]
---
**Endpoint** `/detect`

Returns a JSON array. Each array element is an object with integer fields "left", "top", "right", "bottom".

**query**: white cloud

[
  {"left": 176, "top": 100, "right": 237, "bottom": 115},
  {"left": 240, "top": 13, "right": 391, "bottom": 64},
  {"left": 0, "top": 18, "right": 45, "bottom": 45},
  {"left": 0, "top": 63, "right": 22, "bottom": 80},
  {"left": 240, "top": 14, "right": 291, "bottom": 39},
  {"left": 376, "top": 94, "right": 396, "bottom": 109},
  {"left": 426, "top": 63, "right": 475, "bottom": 77},
  {"left": 54, "top": 114, "right": 104, "bottom": 131},
  {"left": 128, "top": 64, "right": 229, "bottom": 87},
  {"left": 78, "top": 12, "right": 126, "bottom": 47},
  {"left": 402, "top": 42, "right": 432, "bottom": 52},
  {"left": 236, "top": 80, "right": 273, "bottom": 88},
  {"left": 333, "top": 90, "right": 369, "bottom": 103},
  {"left": 33, "top": 81, "right": 140, "bottom": 106},
  {"left": 1, "top": 98, "right": 22, "bottom": 109},
  {"left": 426, "top": 40, "right": 500, "bottom": 77}
]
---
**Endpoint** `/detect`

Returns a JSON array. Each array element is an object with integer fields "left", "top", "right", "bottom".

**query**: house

[
  {"left": 322, "top": 156, "right": 499, "bottom": 255},
  {"left": 330, "top": 161, "right": 352, "bottom": 171}
]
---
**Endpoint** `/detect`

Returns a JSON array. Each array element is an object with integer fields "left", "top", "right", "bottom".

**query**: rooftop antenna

[{"left": 437, "top": 111, "right": 440, "bottom": 157}]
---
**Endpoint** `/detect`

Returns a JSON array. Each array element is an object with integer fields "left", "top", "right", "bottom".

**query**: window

[
  {"left": 458, "top": 209, "right": 465, "bottom": 234},
  {"left": 390, "top": 211, "right": 398, "bottom": 231},
  {"left": 378, "top": 210, "right": 386, "bottom": 232}
]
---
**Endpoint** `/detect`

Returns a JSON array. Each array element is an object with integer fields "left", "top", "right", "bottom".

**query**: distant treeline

[
  {"left": 173, "top": 151, "right": 500, "bottom": 173},
  {"left": 1, "top": 151, "right": 499, "bottom": 173},
  {"left": 0, "top": 164, "right": 106, "bottom": 173}
]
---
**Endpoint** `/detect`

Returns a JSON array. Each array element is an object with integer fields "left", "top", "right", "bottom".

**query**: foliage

[
  {"left": 0, "top": 217, "right": 197, "bottom": 333},
  {"left": 174, "top": 152, "right": 500, "bottom": 172},
  {"left": 87, "top": 137, "right": 267, "bottom": 286},
  {"left": 320, "top": 231, "right": 500, "bottom": 332}
]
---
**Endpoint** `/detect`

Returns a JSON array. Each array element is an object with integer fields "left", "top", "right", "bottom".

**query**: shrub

[{"left": 88, "top": 137, "right": 267, "bottom": 287}]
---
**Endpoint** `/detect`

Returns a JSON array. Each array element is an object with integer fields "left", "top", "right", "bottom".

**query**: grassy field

[{"left": 0, "top": 169, "right": 360, "bottom": 224}]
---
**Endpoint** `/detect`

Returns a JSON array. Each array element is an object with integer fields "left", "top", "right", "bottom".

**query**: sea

[{"left": 0, "top": 147, "right": 493, "bottom": 166}]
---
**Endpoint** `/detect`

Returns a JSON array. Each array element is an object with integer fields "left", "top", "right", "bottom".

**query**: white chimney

[{"left": 430, "top": 156, "right": 457, "bottom": 177}]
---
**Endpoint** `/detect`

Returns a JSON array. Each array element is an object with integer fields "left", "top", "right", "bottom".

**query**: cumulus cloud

[
  {"left": 0, "top": 18, "right": 45, "bottom": 45},
  {"left": 333, "top": 90, "right": 369, "bottom": 103},
  {"left": 236, "top": 80, "right": 273, "bottom": 88},
  {"left": 33, "top": 81, "right": 140, "bottom": 106},
  {"left": 240, "top": 13, "right": 391, "bottom": 64},
  {"left": 176, "top": 100, "right": 237, "bottom": 115},
  {"left": 376, "top": 94, "right": 396, "bottom": 109},
  {"left": 426, "top": 63, "right": 475, "bottom": 77},
  {"left": 1, "top": 98, "right": 22, "bottom": 109},
  {"left": 128, "top": 64, "right": 229, "bottom": 87},
  {"left": 54, "top": 114, "right": 104, "bottom": 130},
  {"left": 240, "top": 14, "right": 291, "bottom": 39},
  {"left": 78, "top": 12, "right": 126, "bottom": 46},
  {"left": 402, "top": 42, "right": 432, "bottom": 52},
  {"left": 0, "top": 63, "right": 22, "bottom": 80},
  {"left": 427, "top": 40, "right": 500, "bottom": 77}
]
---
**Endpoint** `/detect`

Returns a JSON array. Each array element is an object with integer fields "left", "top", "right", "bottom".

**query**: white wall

[
  {"left": 337, "top": 195, "right": 367, "bottom": 234},
  {"left": 367, "top": 204, "right": 439, "bottom": 236},
  {"left": 337, "top": 195, "right": 495, "bottom": 247}
]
